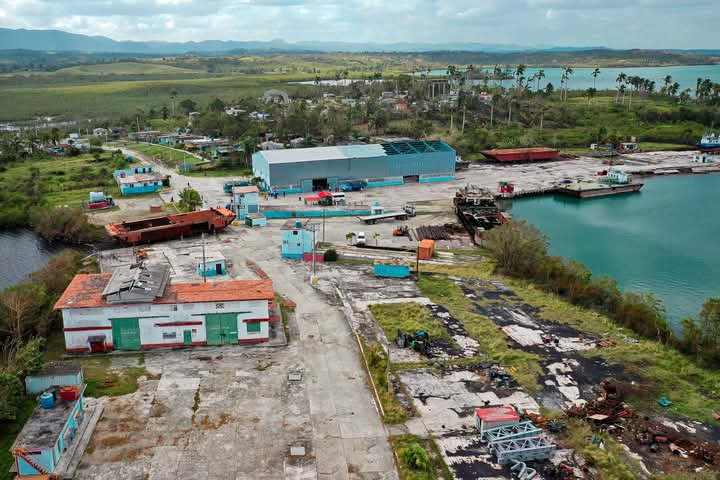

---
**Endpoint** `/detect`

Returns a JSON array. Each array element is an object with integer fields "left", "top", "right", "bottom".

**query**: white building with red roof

[
  {"left": 54, "top": 264, "right": 276, "bottom": 353},
  {"left": 474, "top": 406, "right": 521, "bottom": 435}
]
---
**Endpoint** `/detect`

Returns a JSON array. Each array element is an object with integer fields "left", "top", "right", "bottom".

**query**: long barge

[
  {"left": 454, "top": 185, "right": 507, "bottom": 244},
  {"left": 106, "top": 207, "right": 236, "bottom": 244},
  {"left": 556, "top": 182, "right": 643, "bottom": 198},
  {"left": 480, "top": 147, "right": 561, "bottom": 162}
]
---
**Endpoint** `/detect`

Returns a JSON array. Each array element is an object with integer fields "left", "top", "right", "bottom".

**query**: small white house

[{"left": 54, "top": 264, "right": 276, "bottom": 352}]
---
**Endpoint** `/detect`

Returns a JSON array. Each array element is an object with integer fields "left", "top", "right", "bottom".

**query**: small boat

[{"left": 697, "top": 133, "right": 720, "bottom": 153}]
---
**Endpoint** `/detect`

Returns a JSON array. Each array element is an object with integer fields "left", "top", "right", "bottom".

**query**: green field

[
  {"left": 52, "top": 62, "right": 204, "bottom": 76},
  {"left": 128, "top": 143, "right": 204, "bottom": 167}
]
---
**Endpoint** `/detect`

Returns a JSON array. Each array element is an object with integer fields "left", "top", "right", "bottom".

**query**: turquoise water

[
  {"left": 506, "top": 174, "right": 720, "bottom": 326},
  {"left": 422, "top": 65, "right": 720, "bottom": 93}
]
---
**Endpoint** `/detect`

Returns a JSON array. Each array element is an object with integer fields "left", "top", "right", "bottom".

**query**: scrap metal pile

[
  {"left": 413, "top": 223, "right": 466, "bottom": 241},
  {"left": 453, "top": 185, "right": 506, "bottom": 243}
]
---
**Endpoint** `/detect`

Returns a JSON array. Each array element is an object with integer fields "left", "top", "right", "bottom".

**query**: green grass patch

[
  {"left": 184, "top": 166, "right": 253, "bottom": 177},
  {"left": 78, "top": 354, "right": 157, "bottom": 397},
  {"left": 0, "top": 398, "right": 36, "bottom": 480},
  {"left": 369, "top": 303, "right": 450, "bottom": 342},
  {"left": 127, "top": 143, "right": 203, "bottom": 167},
  {"left": 389, "top": 434, "right": 453, "bottom": 480},
  {"left": 416, "top": 273, "right": 542, "bottom": 393},
  {"left": 53, "top": 62, "right": 204, "bottom": 76},
  {"left": 560, "top": 419, "right": 641, "bottom": 480},
  {"left": 360, "top": 340, "right": 408, "bottom": 424}
]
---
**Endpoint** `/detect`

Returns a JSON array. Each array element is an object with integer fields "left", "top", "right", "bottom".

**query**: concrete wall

[
  {"left": 119, "top": 182, "right": 164, "bottom": 195},
  {"left": 62, "top": 299, "right": 270, "bottom": 351},
  {"left": 26, "top": 371, "right": 84, "bottom": 394}
]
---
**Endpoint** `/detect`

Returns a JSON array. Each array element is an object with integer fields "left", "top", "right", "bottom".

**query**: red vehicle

[{"left": 105, "top": 207, "right": 236, "bottom": 244}]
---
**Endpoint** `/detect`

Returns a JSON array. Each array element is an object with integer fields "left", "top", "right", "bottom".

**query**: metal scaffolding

[
  {"left": 490, "top": 435, "right": 556, "bottom": 465},
  {"left": 483, "top": 421, "right": 542, "bottom": 443}
]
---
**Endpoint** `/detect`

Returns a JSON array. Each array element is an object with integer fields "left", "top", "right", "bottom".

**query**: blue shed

[
  {"left": 252, "top": 140, "right": 457, "bottom": 193},
  {"left": 373, "top": 261, "right": 411, "bottom": 278},
  {"left": 25, "top": 363, "right": 84, "bottom": 395},
  {"left": 281, "top": 220, "right": 315, "bottom": 259},
  {"left": 245, "top": 213, "right": 267, "bottom": 227},
  {"left": 12, "top": 383, "right": 86, "bottom": 477},
  {"left": 196, "top": 251, "right": 227, "bottom": 277}
]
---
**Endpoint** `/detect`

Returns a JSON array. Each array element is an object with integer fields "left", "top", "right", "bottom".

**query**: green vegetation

[
  {"left": 390, "top": 434, "right": 452, "bottom": 480},
  {"left": 368, "top": 303, "right": 450, "bottom": 342},
  {"left": 0, "top": 398, "right": 36, "bottom": 480},
  {"left": 128, "top": 143, "right": 204, "bottom": 167},
  {"left": 560, "top": 420, "right": 640, "bottom": 480},
  {"left": 79, "top": 354, "right": 157, "bottom": 397},
  {"left": 0, "top": 149, "right": 130, "bottom": 229},
  {"left": 177, "top": 187, "right": 202, "bottom": 212},
  {"left": 360, "top": 340, "right": 408, "bottom": 424},
  {"left": 52, "top": 62, "right": 203, "bottom": 76},
  {"left": 416, "top": 273, "right": 542, "bottom": 392}
]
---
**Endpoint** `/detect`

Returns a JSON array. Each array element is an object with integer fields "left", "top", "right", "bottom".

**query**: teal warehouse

[{"left": 252, "top": 140, "right": 457, "bottom": 193}]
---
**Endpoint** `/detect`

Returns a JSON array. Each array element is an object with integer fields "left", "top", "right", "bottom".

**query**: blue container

[
  {"left": 374, "top": 264, "right": 411, "bottom": 278},
  {"left": 40, "top": 392, "right": 55, "bottom": 409}
]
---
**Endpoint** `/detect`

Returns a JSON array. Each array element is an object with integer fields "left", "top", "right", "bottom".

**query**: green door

[
  {"left": 111, "top": 318, "right": 141, "bottom": 350},
  {"left": 183, "top": 330, "right": 192, "bottom": 345},
  {"left": 205, "top": 313, "right": 238, "bottom": 345}
]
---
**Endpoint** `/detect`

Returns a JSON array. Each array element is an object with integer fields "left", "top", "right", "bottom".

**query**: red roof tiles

[{"left": 54, "top": 274, "right": 274, "bottom": 310}]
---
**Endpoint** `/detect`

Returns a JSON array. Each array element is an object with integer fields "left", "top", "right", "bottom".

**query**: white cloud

[{"left": 0, "top": 0, "right": 715, "bottom": 48}]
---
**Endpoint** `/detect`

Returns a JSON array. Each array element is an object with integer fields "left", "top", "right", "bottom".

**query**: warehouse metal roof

[{"left": 257, "top": 141, "right": 453, "bottom": 165}]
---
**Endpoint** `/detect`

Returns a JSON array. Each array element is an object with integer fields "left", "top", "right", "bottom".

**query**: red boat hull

[
  {"left": 481, "top": 148, "right": 561, "bottom": 162},
  {"left": 106, "top": 208, "right": 236, "bottom": 244}
]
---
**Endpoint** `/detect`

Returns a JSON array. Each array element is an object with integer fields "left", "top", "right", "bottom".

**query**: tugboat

[{"left": 697, "top": 133, "right": 720, "bottom": 153}]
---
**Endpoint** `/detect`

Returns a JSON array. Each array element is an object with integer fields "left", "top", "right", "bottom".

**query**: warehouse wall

[{"left": 263, "top": 149, "right": 456, "bottom": 189}]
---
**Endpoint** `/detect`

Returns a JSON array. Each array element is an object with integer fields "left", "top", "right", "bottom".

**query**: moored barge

[
  {"left": 454, "top": 185, "right": 507, "bottom": 244},
  {"left": 480, "top": 147, "right": 561, "bottom": 162},
  {"left": 106, "top": 207, "right": 236, "bottom": 244},
  {"left": 556, "top": 182, "right": 643, "bottom": 198}
]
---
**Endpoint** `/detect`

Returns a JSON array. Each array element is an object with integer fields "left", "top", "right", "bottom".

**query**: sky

[{"left": 0, "top": 0, "right": 713, "bottom": 49}]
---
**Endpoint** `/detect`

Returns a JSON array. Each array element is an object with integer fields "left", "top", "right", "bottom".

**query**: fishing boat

[
  {"left": 106, "top": 208, "right": 236, "bottom": 244},
  {"left": 697, "top": 133, "right": 720, "bottom": 153}
]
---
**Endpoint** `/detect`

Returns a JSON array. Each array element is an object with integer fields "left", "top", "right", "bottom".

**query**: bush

[
  {"left": 31, "top": 206, "right": 101, "bottom": 243},
  {"left": 399, "top": 442, "right": 430, "bottom": 471},
  {"left": 324, "top": 249, "right": 338, "bottom": 262},
  {"left": 0, "top": 372, "right": 23, "bottom": 421}
]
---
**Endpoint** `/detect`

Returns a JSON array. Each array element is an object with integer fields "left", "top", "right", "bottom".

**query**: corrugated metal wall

[{"left": 265, "top": 149, "right": 455, "bottom": 188}]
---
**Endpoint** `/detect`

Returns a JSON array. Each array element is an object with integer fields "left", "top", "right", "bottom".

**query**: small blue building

[
  {"left": 245, "top": 213, "right": 267, "bottom": 227},
  {"left": 232, "top": 185, "right": 260, "bottom": 219},
  {"left": 114, "top": 165, "right": 168, "bottom": 195},
  {"left": 281, "top": 220, "right": 315, "bottom": 259},
  {"left": 12, "top": 368, "right": 86, "bottom": 477},
  {"left": 252, "top": 140, "right": 457, "bottom": 193},
  {"left": 196, "top": 251, "right": 227, "bottom": 277},
  {"left": 25, "top": 363, "right": 84, "bottom": 395}
]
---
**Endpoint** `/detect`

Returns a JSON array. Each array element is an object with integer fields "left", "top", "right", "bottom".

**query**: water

[
  {"left": 420, "top": 65, "right": 720, "bottom": 93},
  {"left": 0, "top": 229, "right": 57, "bottom": 289},
  {"left": 506, "top": 174, "right": 720, "bottom": 326}
]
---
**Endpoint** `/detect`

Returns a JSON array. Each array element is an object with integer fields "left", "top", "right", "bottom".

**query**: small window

[
  {"left": 292, "top": 231, "right": 298, "bottom": 236},
  {"left": 247, "top": 322, "right": 261, "bottom": 333},
  {"left": 139, "top": 305, "right": 151, "bottom": 312},
  {"left": 162, "top": 332, "right": 177, "bottom": 340},
  {"left": 216, "top": 303, "right": 224, "bottom": 309},
  {"left": 171, "top": 305, "right": 178, "bottom": 311}
]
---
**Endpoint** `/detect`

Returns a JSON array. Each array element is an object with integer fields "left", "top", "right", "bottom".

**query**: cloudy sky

[{"left": 0, "top": 0, "right": 711, "bottom": 49}]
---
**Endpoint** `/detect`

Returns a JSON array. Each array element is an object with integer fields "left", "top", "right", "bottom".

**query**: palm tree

[
  {"left": 586, "top": 87, "right": 597, "bottom": 104},
  {"left": 346, "top": 232, "right": 356, "bottom": 245},
  {"left": 615, "top": 72, "right": 627, "bottom": 103},
  {"left": 696, "top": 78, "right": 702, "bottom": 97},
  {"left": 514, "top": 64, "right": 526, "bottom": 90},
  {"left": 372, "top": 232, "right": 380, "bottom": 246},
  {"left": 536, "top": 69, "right": 545, "bottom": 91},
  {"left": 563, "top": 67, "right": 574, "bottom": 102},
  {"left": 669, "top": 82, "right": 680, "bottom": 97},
  {"left": 663, "top": 75, "right": 673, "bottom": 95},
  {"left": 493, "top": 65, "right": 502, "bottom": 88},
  {"left": 618, "top": 84, "right": 626, "bottom": 104},
  {"left": 591, "top": 68, "right": 600, "bottom": 89}
]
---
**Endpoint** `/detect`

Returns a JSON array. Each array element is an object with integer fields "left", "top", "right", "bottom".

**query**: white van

[{"left": 356, "top": 232, "right": 366, "bottom": 246}]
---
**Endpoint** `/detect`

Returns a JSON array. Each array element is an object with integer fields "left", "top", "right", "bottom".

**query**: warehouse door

[
  {"left": 312, "top": 178, "right": 328, "bottom": 191},
  {"left": 111, "top": 318, "right": 141, "bottom": 350},
  {"left": 205, "top": 313, "right": 238, "bottom": 345}
]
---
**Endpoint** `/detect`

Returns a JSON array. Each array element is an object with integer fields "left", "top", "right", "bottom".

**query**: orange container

[{"left": 417, "top": 239, "right": 435, "bottom": 260}]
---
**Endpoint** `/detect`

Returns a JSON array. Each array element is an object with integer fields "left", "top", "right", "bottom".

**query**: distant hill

[{"left": 0, "top": 28, "right": 594, "bottom": 54}]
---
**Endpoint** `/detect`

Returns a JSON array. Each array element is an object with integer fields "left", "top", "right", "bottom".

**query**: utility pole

[
  {"left": 322, "top": 207, "right": 326, "bottom": 242},
  {"left": 310, "top": 224, "right": 317, "bottom": 280},
  {"left": 201, "top": 233, "right": 207, "bottom": 283}
]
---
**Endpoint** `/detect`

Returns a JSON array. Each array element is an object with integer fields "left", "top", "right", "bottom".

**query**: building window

[
  {"left": 247, "top": 322, "right": 261, "bottom": 333},
  {"left": 139, "top": 305, "right": 151, "bottom": 312},
  {"left": 162, "top": 332, "right": 177, "bottom": 340},
  {"left": 293, "top": 231, "right": 298, "bottom": 236},
  {"left": 216, "top": 303, "right": 224, "bottom": 309},
  {"left": 171, "top": 305, "right": 178, "bottom": 311}
]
